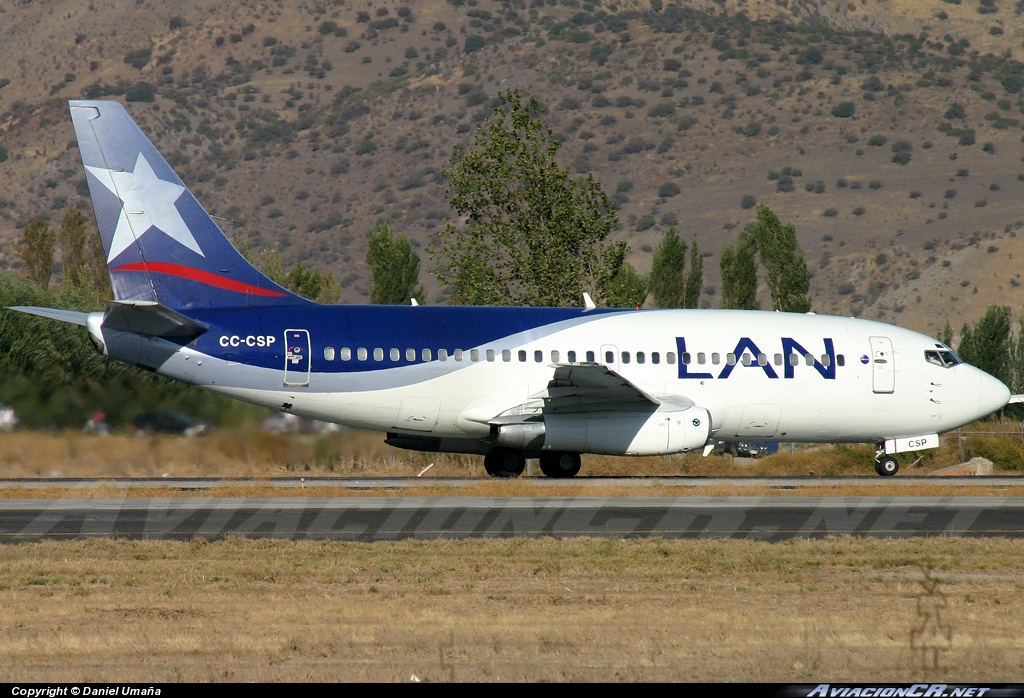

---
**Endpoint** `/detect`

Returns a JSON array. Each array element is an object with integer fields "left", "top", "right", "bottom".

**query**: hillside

[{"left": 3, "top": 0, "right": 1024, "bottom": 336}]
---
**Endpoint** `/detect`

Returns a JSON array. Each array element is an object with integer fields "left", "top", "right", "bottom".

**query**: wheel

[
  {"left": 539, "top": 452, "right": 582, "bottom": 478},
  {"left": 483, "top": 448, "right": 525, "bottom": 478},
  {"left": 875, "top": 455, "right": 899, "bottom": 477}
]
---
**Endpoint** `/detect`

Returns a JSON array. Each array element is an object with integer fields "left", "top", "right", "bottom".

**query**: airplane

[{"left": 8, "top": 100, "right": 1012, "bottom": 478}]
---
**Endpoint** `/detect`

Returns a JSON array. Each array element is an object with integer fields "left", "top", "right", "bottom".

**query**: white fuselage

[{"left": 144, "top": 309, "right": 1010, "bottom": 448}]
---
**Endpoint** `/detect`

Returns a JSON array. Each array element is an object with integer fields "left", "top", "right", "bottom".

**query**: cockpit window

[{"left": 925, "top": 350, "right": 960, "bottom": 368}]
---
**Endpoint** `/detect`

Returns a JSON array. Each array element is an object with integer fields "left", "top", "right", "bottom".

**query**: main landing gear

[
  {"left": 482, "top": 449, "right": 582, "bottom": 478},
  {"left": 483, "top": 447, "right": 525, "bottom": 478},
  {"left": 874, "top": 444, "right": 899, "bottom": 477},
  {"left": 539, "top": 452, "right": 582, "bottom": 479}
]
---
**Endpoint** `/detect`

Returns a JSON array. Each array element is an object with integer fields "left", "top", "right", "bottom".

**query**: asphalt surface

[{"left": 2, "top": 495, "right": 1023, "bottom": 541}]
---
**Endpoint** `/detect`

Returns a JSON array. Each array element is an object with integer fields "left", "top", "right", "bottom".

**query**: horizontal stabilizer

[
  {"left": 102, "top": 300, "right": 208, "bottom": 338},
  {"left": 7, "top": 306, "right": 89, "bottom": 326}
]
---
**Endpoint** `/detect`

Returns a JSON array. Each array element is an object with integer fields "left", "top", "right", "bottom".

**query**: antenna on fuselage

[{"left": 582, "top": 292, "right": 596, "bottom": 311}]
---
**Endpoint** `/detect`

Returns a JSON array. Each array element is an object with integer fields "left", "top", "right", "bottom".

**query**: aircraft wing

[
  {"left": 531, "top": 363, "right": 660, "bottom": 413},
  {"left": 480, "top": 363, "right": 676, "bottom": 428}
]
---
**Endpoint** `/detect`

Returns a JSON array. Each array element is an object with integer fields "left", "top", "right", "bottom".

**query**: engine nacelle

[{"left": 495, "top": 407, "right": 711, "bottom": 456}]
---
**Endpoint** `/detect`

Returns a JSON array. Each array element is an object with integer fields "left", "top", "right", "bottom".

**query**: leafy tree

[
  {"left": 748, "top": 203, "right": 811, "bottom": 313},
  {"left": 0, "top": 271, "right": 247, "bottom": 429},
  {"left": 719, "top": 232, "right": 759, "bottom": 310},
  {"left": 285, "top": 263, "right": 340, "bottom": 304},
  {"left": 595, "top": 241, "right": 647, "bottom": 308},
  {"left": 433, "top": 90, "right": 618, "bottom": 307},
  {"left": 16, "top": 216, "right": 55, "bottom": 290},
  {"left": 239, "top": 244, "right": 338, "bottom": 303},
  {"left": 959, "top": 305, "right": 1012, "bottom": 384},
  {"left": 366, "top": 221, "right": 424, "bottom": 304}
]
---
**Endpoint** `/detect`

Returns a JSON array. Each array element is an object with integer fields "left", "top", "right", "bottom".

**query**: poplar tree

[
  {"left": 649, "top": 229, "right": 703, "bottom": 309},
  {"left": 433, "top": 90, "right": 617, "bottom": 306},
  {"left": 366, "top": 221, "right": 424, "bottom": 304},
  {"left": 649, "top": 228, "right": 686, "bottom": 308},
  {"left": 748, "top": 203, "right": 811, "bottom": 313},
  {"left": 719, "top": 233, "right": 760, "bottom": 310},
  {"left": 683, "top": 239, "right": 703, "bottom": 309}
]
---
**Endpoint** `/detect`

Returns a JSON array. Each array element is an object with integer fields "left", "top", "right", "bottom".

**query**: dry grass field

[{"left": 1, "top": 538, "right": 1023, "bottom": 682}]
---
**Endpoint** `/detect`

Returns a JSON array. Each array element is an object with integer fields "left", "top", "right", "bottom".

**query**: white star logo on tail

[{"left": 86, "top": 153, "right": 204, "bottom": 262}]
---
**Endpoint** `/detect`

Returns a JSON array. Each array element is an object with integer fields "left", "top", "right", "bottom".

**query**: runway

[
  {"left": 3, "top": 475, "right": 1024, "bottom": 489},
  {"left": 2, "top": 496, "right": 1023, "bottom": 541}
]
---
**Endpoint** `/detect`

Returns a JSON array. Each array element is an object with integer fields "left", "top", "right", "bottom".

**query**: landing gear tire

[
  {"left": 874, "top": 455, "right": 899, "bottom": 477},
  {"left": 539, "top": 452, "right": 582, "bottom": 479},
  {"left": 483, "top": 448, "right": 525, "bottom": 478}
]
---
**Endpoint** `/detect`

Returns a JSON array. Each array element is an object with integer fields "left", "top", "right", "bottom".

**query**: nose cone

[{"left": 979, "top": 370, "right": 1011, "bottom": 415}]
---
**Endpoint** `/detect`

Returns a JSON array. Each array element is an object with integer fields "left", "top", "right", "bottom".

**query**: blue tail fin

[{"left": 70, "top": 100, "right": 308, "bottom": 310}]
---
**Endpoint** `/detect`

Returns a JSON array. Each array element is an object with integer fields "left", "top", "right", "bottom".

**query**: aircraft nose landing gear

[{"left": 874, "top": 444, "right": 899, "bottom": 476}]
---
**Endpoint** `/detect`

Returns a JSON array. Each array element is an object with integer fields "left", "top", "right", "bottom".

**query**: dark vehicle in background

[
  {"left": 132, "top": 412, "right": 212, "bottom": 437},
  {"left": 716, "top": 441, "right": 780, "bottom": 458}
]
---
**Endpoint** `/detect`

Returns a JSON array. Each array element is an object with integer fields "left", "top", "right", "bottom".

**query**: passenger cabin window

[
  {"left": 422, "top": 348, "right": 432, "bottom": 362},
  {"left": 711, "top": 353, "right": 720, "bottom": 365},
  {"left": 502, "top": 349, "right": 512, "bottom": 362},
  {"left": 741, "top": 353, "right": 752, "bottom": 367},
  {"left": 682, "top": 353, "right": 691, "bottom": 364},
  {"left": 621, "top": 351, "right": 631, "bottom": 364},
  {"left": 568, "top": 351, "right": 576, "bottom": 363},
  {"left": 454, "top": 349, "right": 464, "bottom": 361},
  {"left": 820, "top": 354, "right": 831, "bottom": 367},
  {"left": 837, "top": 355, "right": 845, "bottom": 367},
  {"left": 773, "top": 353, "right": 783, "bottom": 366},
  {"left": 667, "top": 352, "right": 676, "bottom": 364},
  {"left": 757, "top": 353, "right": 768, "bottom": 366},
  {"left": 471, "top": 349, "right": 480, "bottom": 362},
  {"left": 439, "top": 348, "right": 449, "bottom": 361},
  {"left": 519, "top": 350, "right": 527, "bottom": 362},
  {"left": 324, "top": 347, "right": 335, "bottom": 361},
  {"left": 653, "top": 352, "right": 661, "bottom": 364},
  {"left": 605, "top": 350, "right": 614, "bottom": 364},
  {"left": 340, "top": 348, "right": 351, "bottom": 361},
  {"left": 550, "top": 350, "right": 559, "bottom": 363},
  {"left": 357, "top": 348, "right": 367, "bottom": 361},
  {"left": 727, "top": 353, "right": 737, "bottom": 366},
  {"left": 374, "top": 348, "right": 384, "bottom": 362},
  {"left": 636, "top": 352, "right": 645, "bottom": 364},
  {"left": 390, "top": 348, "right": 400, "bottom": 361},
  {"left": 535, "top": 350, "right": 543, "bottom": 363},
  {"left": 486, "top": 349, "right": 495, "bottom": 362},
  {"left": 695, "top": 352, "right": 703, "bottom": 365},
  {"left": 586, "top": 351, "right": 595, "bottom": 362},
  {"left": 406, "top": 348, "right": 416, "bottom": 361}
]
